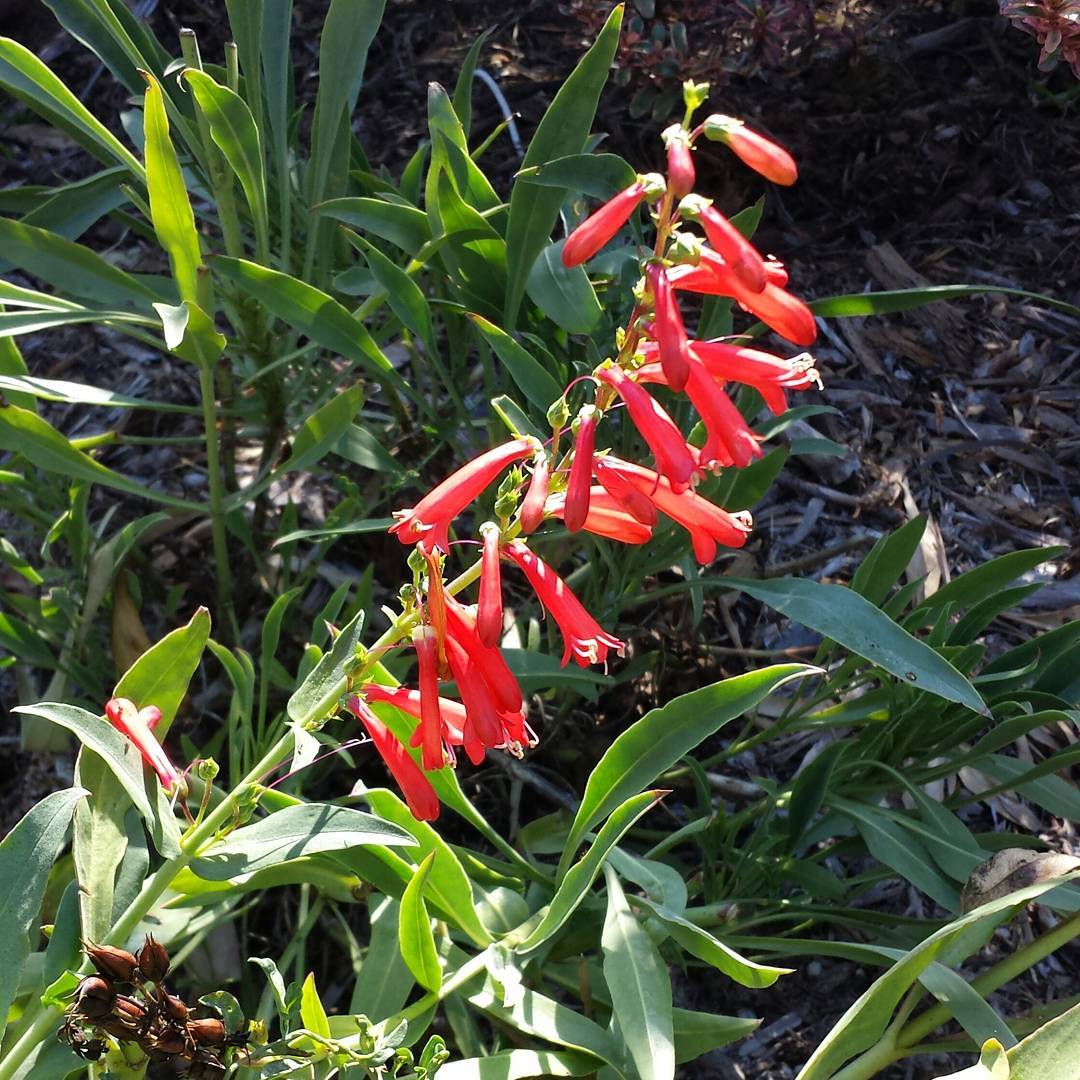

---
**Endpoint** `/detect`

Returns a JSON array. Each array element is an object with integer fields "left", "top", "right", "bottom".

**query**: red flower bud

[
  {"left": 564, "top": 406, "right": 597, "bottom": 532},
  {"left": 664, "top": 127, "right": 696, "bottom": 198},
  {"left": 562, "top": 181, "right": 647, "bottom": 267},
  {"left": 648, "top": 265, "right": 691, "bottom": 392},
  {"left": 705, "top": 115, "right": 798, "bottom": 186},
  {"left": 519, "top": 451, "right": 550, "bottom": 534},
  {"left": 699, "top": 205, "right": 767, "bottom": 293},
  {"left": 476, "top": 523, "right": 504, "bottom": 648},
  {"left": 593, "top": 457, "right": 657, "bottom": 527}
]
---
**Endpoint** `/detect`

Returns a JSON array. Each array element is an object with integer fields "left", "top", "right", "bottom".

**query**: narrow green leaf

[
  {"left": 468, "top": 314, "right": 562, "bottom": 414},
  {"left": 350, "top": 896, "right": 414, "bottom": 1020},
  {"left": 503, "top": 5, "right": 623, "bottom": 324},
  {"left": 602, "top": 865, "right": 675, "bottom": 1080},
  {"left": 673, "top": 1008, "right": 760, "bottom": 1064},
  {"left": 516, "top": 152, "right": 636, "bottom": 200},
  {"left": 727, "top": 578, "right": 988, "bottom": 715},
  {"left": 562, "top": 665, "right": 815, "bottom": 877},
  {"left": 810, "top": 284, "right": 1080, "bottom": 322},
  {"left": 277, "top": 384, "right": 363, "bottom": 474},
  {"left": 0, "top": 373, "right": 200, "bottom": 413},
  {"left": 359, "top": 239, "right": 436, "bottom": 352},
  {"left": 142, "top": 71, "right": 203, "bottom": 306},
  {"left": 0, "top": 787, "right": 87, "bottom": 1042},
  {"left": 286, "top": 608, "right": 364, "bottom": 725},
  {"left": 317, "top": 197, "right": 432, "bottom": 256},
  {"left": 918, "top": 962, "right": 1017, "bottom": 1048},
  {"left": 437, "top": 1050, "right": 598, "bottom": 1080},
  {"left": 399, "top": 851, "right": 442, "bottom": 992},
  {"left": 525, "top": 240, "right": 602, "bottom": 333}
]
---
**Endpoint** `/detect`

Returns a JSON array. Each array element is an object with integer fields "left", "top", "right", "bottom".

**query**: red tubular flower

[
  {"left": 443, "top": 636, "right": 504, "bottom": 764},
  {"left": 669, "top": 251, "right": 817, "bottom": 347},
  {"left": 595, "top": 365, "right": 696, "bottom": 492},
  {"left": 704, "top": 115, "right": 798, "bottom": 186},
  {"left": 445, "top": 596, "right": 522, "bottom": 714},
  {"left": 519, "top": 451, "right": 550, "bottom": 534},
  {"left": 389, "top": 437, "right": 536, "bottom": 552},
  {"left": 358, "top": 684, "right": 465, "bottom": 746},
  {"left": 689, "top": 340, "right": 820, "bottom": 415},
  {"left": 764, "top": 258, "right": 789, "bottom": 287},
  {"left": 592, "top": 456, "right": 657, "bottom": 527},
  {"left": 599, "top": 456, "right": 753, "bottom": 563},
  {"left": 503, "top": 542, "right": 625, "bottom": 668},
  {"left": 698, "top": 204, "right": 767, "bottom": 293},
  {"left": 545, "top": 487, "right": 653, "bottom": 544},
  {"left": 423, "top": 550, "right": 450, "bottom": 678},
  {"left": 562, "top": 180, "right": 648, "bottom": 267},
  {"left": 477, "top": 522, "right": 504, "bottom": 648},
  {"left": 349, "top": 697, "right": 440, "bottom": 822},
  {"left": 105, "top": 698, "right": 179, "bottom": 792},
  {"left": 564, "top": 405, "right": 598, "bottom": 532},
  {"left": 413, "top": 626, "right": 445, "bottom": 770},
  {"left": 648, "top": 265, "right": 691, "bottom": 392},
  {"left": 664, "top": 126, "right": 696, "bottom": 198}
]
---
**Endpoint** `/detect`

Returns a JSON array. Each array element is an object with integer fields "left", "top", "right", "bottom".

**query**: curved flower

[
  {"left": 413, "top": 626, "right": 445, "bottom": 770},
  {"left": 477, "top": 522, "right": 504, "bottom": 648},
  {"left": 697, "top": 203, "right": 767, "bottom": 293},
  {"left": 599, "top": 456, "right": 753, "bottom": 563},
  {"left": 545, "top": 487, "right": 653, "bottom": 544},
  {"left": 389, "top": 437, "right": 536, "bottom": 552},
  {"left": 703, "top": 114, "right": 798, "bottom": 186},
  {"left": 358, "top": 683, "right": 466, "bottom": 745},
  {"left": 691, "top": 340, "right": 820, "bottom": 415},
  {"left": 564, "top": 405, "right": 598, "bottom": 532},
  {"left": 519, "top": 450, "right": 550, "bottom": 534},
  {"left": 648, "top": 265, "right": 691, "bottom": 392},
  {"left": 595, "top": 366, "right": 696, "bottom": 492},
  {"left": 105, "top": 697, "right": 179, "bottom": 792},
  {"left": 349, "top": 697, "right": 440, "bottom": 821},
  {"left": 562, "top": 180, "right": 648, "bottom": 267},
  {"left": 592, "top": 456, "right": 657, "bottom": 527},
  {"left": 503, "top": 542, "right": 625, "bottom": 668},
  {"left": 445, "top": 596, "right": 523, "bottom": 714}
]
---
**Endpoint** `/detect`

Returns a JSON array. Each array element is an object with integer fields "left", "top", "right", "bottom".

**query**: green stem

[{"left": 198, "top": 363, "right": 236, "bottom": 637}]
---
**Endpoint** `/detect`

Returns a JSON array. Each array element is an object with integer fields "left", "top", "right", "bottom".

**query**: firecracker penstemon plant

[{"left": 4, "top": 5, "right": 1080, "bottom": 1080}]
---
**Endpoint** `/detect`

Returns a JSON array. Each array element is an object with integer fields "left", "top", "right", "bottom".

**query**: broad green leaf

[
  {"left": 0, "top": 218, "right": 158, "bottom": 310},
  {"left": 602, "top": 865, "right": 674, "bottom": 1080},
  {"left": 932, "top": 1039, "right": 1010, "bottom": 1080},
  {"left": 673, "top": 1008, "right": 760, "bottom": 1064},
  {"left": 636, "top": 897, "right": 791, "bottom": 988},
  {"left": 562, "top": 665, "right": 815, "bottom": 876},
  {"left": 156, "top": 300, "right": 227, "bottom": 367},
  {"left": 359, "top": 239, "right": 436, "bottom": 352},
  {"left": 517, "top": 791, "right": 663, "bottom": 955},
  {"left": 607, "top": 848, "right": 688, "bottom": 912},
  {"left": 399, "top": 851, "right": 441, "bottom": 992},
  {"left": 504, "top": 5, "right": 623, "bottom": 324},
  {"left": 364, "top": 789, "right": 492, "bottom": 946},
  {"left": 317, "top": 197, "right": 432, "bottom": 256},
  {"left": 850, "top": 516, "right": 928, "bottom": 606},
  {"left": 43, "top": 881, "right": 81, "bottom": 987},
  {"left": 810, "top": 285, "right": 1080, "bottom": 322},
  {"left": 350, "top": 896, "right": 413, "bottom": 1021},
  {"left": 142, "top": 72, "right": 203, "bottom": 306},
  {"left": 0, "top": 400, "right": 197, "bottom": 510},
  {"left": 525, "top": 240, "right": 602, "bottom": 333},
  {"left": 468, "top": 314, "right": 562, "bottom": 414},
  {"left": 210, "top": 256, "right": 411, "bottom": 399},
  {"left": 0, "top": 38, "right": 144, "bottom": 177},
  {"left": 277, "top": 384, "right": 363, "bottom": 474},
  {"left": 437, "top": 1050, "right": 598, "bottom": 1080},
  {"left": 182, "top": 69, "right": 270, "bottom": 257},
  {"left": 427, "top": 83, "right": 500, "bottom": 212},
  {"left": 14, "top": 702, "right": 181, "bottom": 856},
  {"left": 1008, "top": 1000, "right": 1080, "bottom": 1079},
  {"left": 190, "top": 803, "right": 414, "bottom": 880},
  {"left": 727, "top": 578, "right": 987, "bottom": 715},
  {"left": 300, "top": 972, "right": 331, "bottom": 1038},
  {"left": 516, "top": 152, "right": 636, "bottom": 200},
  {"left": 286, "top": 607, "right": 364, "bottom": 724},
  {"left": 797, "top": 871, "right": 1080, "bottom": 1080},
  {"left": 113, "top": 606, "right": 211, "bottom": 738},
  {"left": 0, "top": 787, "right": 87, "bottom": 1042}
]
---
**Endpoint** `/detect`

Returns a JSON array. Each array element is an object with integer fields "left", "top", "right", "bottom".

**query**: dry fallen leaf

[{"left": 960, "top": 849, "right": 1080, "bottom": 912}]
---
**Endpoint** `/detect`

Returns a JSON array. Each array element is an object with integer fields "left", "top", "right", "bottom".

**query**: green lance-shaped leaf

[
  {"left": 561, "top": 664, "right": 816, "bottom": 878},
  {"left": 437, "top": 1050, "right": 599, "bottom": 1080},
  {"left": 141, "top": 70, "right": 204, "bottom": 307},
  {"left": 181, "top": 69, "right": 270, "bottom": 258},
  {"left": 316, "top": 197, "right": 433, "bottom": 257},
  {"left": 399, "top": 851, "right": 442, "bottom": 992},
  {"left": 468, "top": 314, "right": 562, "bottom": 415},
  {"left": 635, "top": 896, "right": 791, "bottom": 988},
  {"left": 276, "top": 384, "right": 364, "bottom": 476},
  {"left": 190, "top": 802, "right": 415, "bottom": 881},
  {"left": 525, "top": 240, "right": 602, "bottom": 334},
  {"left": 0, "top": 38, "right": 145, "bottom": 178},
  {"left": 0, "top": 787, "right": 87, "bottom": 1043},
  {"left": 154, "top": 300, "right": 226, "bottom": 367},
  {"left": 726, "top": 577, "right": 987, "bottom": 715},
  {"left": 602, "top": 864, "right": 675, "bottom": 1080},
  {"left": 517, "top": 790, "right": 664, "bottom": 956},
  {"left": 809, "top": 284, "right": 1080, "bottom": 322},
  {"left": 286, "top": 607, "right": 364, "bottom": 725},
  {"left": 13, "top": 702, "right": 182, "bottom": 857},
  {"left": 503, "top": 4, "right": 623, "bottom": 325},
  {"left": 516, "top": 152, "right": 637, "bottom": 200},
  {"left": 114, "top": 606, "right": 211, "bottom": 738}
]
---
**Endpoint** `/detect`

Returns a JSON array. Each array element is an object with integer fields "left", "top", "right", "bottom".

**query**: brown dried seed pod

[
  {"left": 187, "top": 1018, "right": 226, "bottom": 1046},
  {"left": 74, "top": 976, "right": 116, "bottom": 1019},
  {"left": 161, "top": 992, "right": 189, "bottom": 1022},
  {"left": 135, "top": 934, "right": 171, "bottom": 983},
  {"left": 188, "top": 1050, "right": 227, "bottom": 1080},
  {"left": 84, "top": 943, "right": 139, "bottom": 982},
  {"left": 153, "top": 1025, "right": 190, "bottom": 1057},
  {"left": 113, "top": 995, "right": 148, "bottom": 1022}
]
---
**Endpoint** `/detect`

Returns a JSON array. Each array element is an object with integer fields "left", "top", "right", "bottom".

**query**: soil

[{"left": 2, "top": 2, "right": 1079, "bottom": 1077}]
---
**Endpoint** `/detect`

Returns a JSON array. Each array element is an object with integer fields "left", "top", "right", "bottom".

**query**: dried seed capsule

[
  {"left": 113, "top": 995, "right": 147, "bottom": 1023},
  {"left": 84, "top": 943, "right": 139, "bottom": 983},
  {"left": 135, "top": 934, "right": 170, "bottom": 982},
  {"left": 188, "top": 1050, "right": 227, "bottom": 1080},
  {"left": 188, "top": 1018, "right": 227, "bottom": 1046},
  {"left": 161, "top": 992, "right": 189, "bottom": 1022},
  {"left": 153, "top": 1025, "right": 189, "bottom": 1057},
  {"left": 74, "top": 976, "right": 116, "bottom": 1019}
]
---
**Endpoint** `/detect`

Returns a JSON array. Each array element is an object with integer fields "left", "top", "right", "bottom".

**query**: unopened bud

[
  {"left": 135, "top": 935, "right": 170, "bottom": 983},
  {"left": 682, "top": 80, "right": 710, "bottom": 115},
  {"left": 85, "top": 943, "right": 139, "bottom": 982},
  {"left": 546, "top": 396, "right": 571, "bottom": 433},
  {"left": 75, "top": 976, "right": 116, "bottom": 1019},
  {"left": 196, "top": 757, "right": 219, "bottom": 782}
]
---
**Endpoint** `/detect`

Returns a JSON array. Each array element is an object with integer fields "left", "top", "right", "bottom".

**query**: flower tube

[
  {"left": 562, "top": 179, "right": 650, "bottom": 267},
  {"left": 476, "top": 522, "right": 504, "bottom": 648},
  {"left": 564, "top": 405, "right": 598, "bottom": 533},
  {"left": 105, "top": 697, "right": 179, "bottom": 792},
  {"left": 703, "top": 115, "right": 798, "bottom": 186},
  {"left": 544, "top": 487, "right": 653, "bottom": 544},
  {"left": 648, "top": 265, "right": 691, "bottom": 392}
]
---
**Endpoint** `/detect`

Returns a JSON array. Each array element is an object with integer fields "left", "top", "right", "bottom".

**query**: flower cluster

[
  {"left": 1001, "top": 1, "right": 1080, "bottom": 77},
  {"left": 352, "top": 100, "right": 824, "bottom": 820}
]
